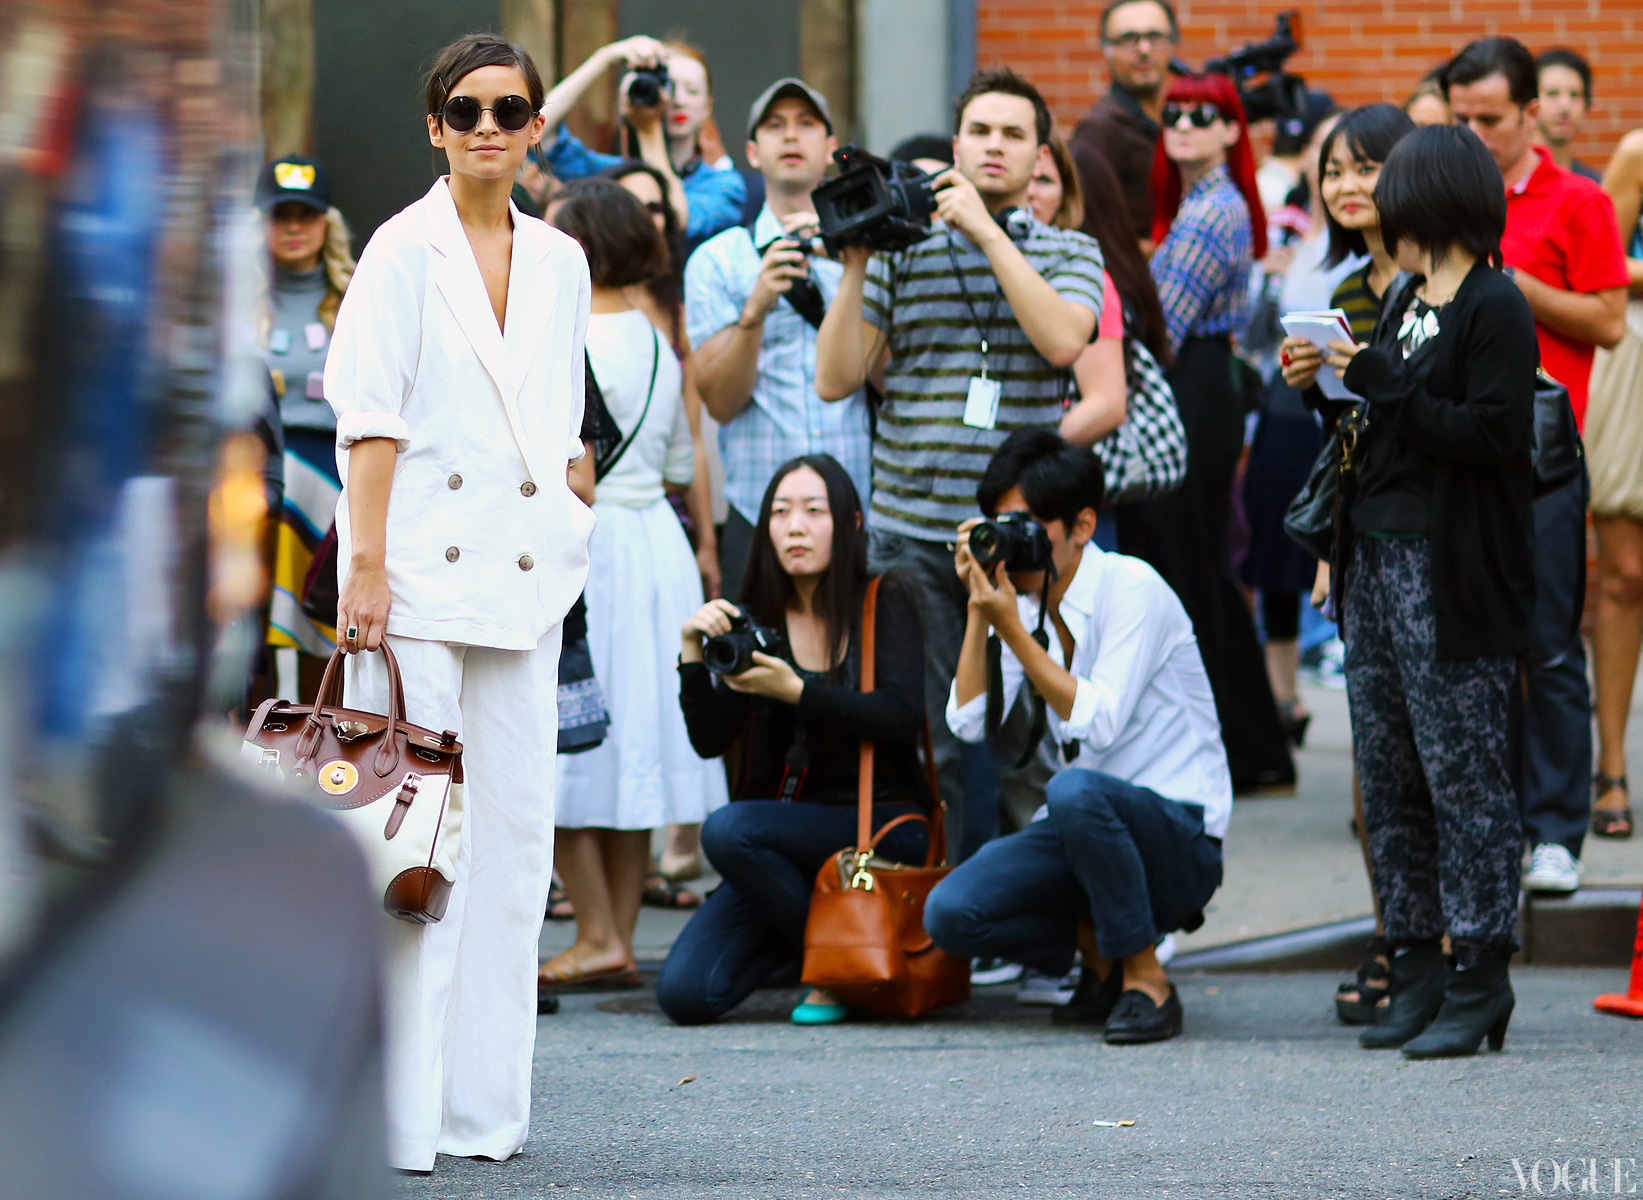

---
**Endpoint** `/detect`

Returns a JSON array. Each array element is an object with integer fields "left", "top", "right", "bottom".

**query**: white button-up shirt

[
  {"left": 325, "top": 178, "right": 595, "bottom": 650},
  {"left": 946, "top": 544, "right": 1233, "bottom": 838},
  {"left": 683, "top": 205, "right": 873, "bottom": 518}
]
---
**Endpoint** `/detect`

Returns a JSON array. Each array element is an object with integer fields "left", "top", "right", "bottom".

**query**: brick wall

[{"left": 976, "top": 0, "right": 1642, "bottom": 172}]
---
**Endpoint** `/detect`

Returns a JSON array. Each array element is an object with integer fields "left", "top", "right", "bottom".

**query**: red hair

[{"left": 1149, "top": 73, "right": 1268, "bottom": 259}]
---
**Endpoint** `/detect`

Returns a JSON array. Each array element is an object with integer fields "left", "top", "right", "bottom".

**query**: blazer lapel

[
  {"left": 501, "top": 212, "right": 561, "bottom": 408},
  {"left": 426, "top": 181, "right": 511, "bottom": 405}
]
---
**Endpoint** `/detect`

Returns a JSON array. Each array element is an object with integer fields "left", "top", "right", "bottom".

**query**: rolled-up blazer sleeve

[{"left": 325, "top": 238, "right": 423, "bottom": 452}]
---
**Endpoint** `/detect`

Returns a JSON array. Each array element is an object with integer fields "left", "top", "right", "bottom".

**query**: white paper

[
  {"left": 1280, "top": 309, "right": 1357, "bottom": 400},
  {"left": 962, "top": 376, "right": 1002, "bottom": 430}
]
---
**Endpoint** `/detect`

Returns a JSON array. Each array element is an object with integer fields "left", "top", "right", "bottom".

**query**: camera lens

[
  {"left": 969, "top": 521, "right": 1008, "bottom": 567},
  {"left": 702, "top": 634, "right": 742, "bottom": 675}
]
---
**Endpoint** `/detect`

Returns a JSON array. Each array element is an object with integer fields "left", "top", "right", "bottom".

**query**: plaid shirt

[
  {"left": 543, "top": 124, "right": 745, "bottom": 244},
  {"left": 683, "top": 206, "right": 872, "bottom": 519},
  {"left": 1150, "top": 164, "right": 1253, "bottom": 354}
]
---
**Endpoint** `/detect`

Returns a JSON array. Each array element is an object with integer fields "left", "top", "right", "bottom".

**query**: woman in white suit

[{"left": 324, "top": 33, "right": 594, "bottom": 1173}]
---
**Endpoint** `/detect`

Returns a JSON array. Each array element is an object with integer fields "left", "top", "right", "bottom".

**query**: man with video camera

[
  {"left": 686, "top": 79, "right": 873, "bottom": 599},
  {"left": 814, "top": 67, "right": 1108, "bottom": 861},
  {"left": 923, "top": 430, "right": 1230, "bottom": 1045}
]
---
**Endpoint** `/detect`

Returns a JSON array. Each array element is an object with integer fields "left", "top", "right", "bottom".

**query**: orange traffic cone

[{"left": 1595, "top": 893, "right": 1643, "bottom": 1017}]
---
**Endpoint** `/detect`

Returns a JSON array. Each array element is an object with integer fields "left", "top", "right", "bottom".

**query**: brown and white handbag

[{"left": 241, "top": 643, "right": 464, "bottom": 923}]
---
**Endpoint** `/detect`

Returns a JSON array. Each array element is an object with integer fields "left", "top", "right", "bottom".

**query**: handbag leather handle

[
  {"left": 855, "top": 578, "right": 946, "bottom": 870},
  {"left": 295, "top": 642, "right": 410, "bottom": 777}
]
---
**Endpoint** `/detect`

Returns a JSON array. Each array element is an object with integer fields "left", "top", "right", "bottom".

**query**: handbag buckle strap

[{"left": 848, "top": 848, "right": 876, "bottom": 891}]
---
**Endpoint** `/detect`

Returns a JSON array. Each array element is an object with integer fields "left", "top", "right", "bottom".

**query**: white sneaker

[
  {"left": 1016, "top": 966, "right": 1080, "bottom": 1006},
  {"left": 1524, "top": 843, "right": 1583, "bottom": 894},
  {"left": 970, "top": 957, "right": 1023, "bottom": 986}
]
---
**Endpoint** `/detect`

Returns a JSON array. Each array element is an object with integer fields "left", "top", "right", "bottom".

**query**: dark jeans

[
  {"left": 1342, "top": 537, "right": 1523, "bottom": 964},
  {"left": 923, "top": 768, "right": 1223, "bottom": 974},
  {"left": 656, "top": 800, "right": 928, "bottom": 1025},
  {"left": 867, "top": 530, "right": 1053, "bottom": 863},
  {"left": 1117, "top": 337, "right": 1294, "bottom": 789},
  {"left": 1521, "top": 471, "right": 1593, "bottom": 856}
]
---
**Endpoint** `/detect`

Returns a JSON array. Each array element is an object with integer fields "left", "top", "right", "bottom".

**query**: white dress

[{"left": 557, "top": 309, "right": 730, "bottom": 829}]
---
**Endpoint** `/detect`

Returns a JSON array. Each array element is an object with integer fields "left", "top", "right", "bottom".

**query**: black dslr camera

[
  {"left": 625, "top": 63, "right": 670, "bottom": 108},
  {"left": 703, "top": 614, "right": 789, "bottom": 676},
  {"left": 1204, "top": 10, "right": 1309, "bottom": 125},
  {"left": 969, "top": 513, "right": 1053, "bottom": 573},
  {"left": 812, "top": 145, "right": 939, "bottom": 255}
]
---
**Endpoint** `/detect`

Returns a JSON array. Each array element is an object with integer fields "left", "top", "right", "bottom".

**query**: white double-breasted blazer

[{"left": 325, "top": 178, "right": 595, "bottom": 651}]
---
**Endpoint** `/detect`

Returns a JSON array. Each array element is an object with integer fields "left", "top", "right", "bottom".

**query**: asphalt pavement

[{"left": 398, "top": 967, "right": 1641, "bottom": 1200}]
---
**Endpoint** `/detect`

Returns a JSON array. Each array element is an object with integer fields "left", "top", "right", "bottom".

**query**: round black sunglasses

[{"left": 441, "top": 94, "right": 535, "bottom": 134}]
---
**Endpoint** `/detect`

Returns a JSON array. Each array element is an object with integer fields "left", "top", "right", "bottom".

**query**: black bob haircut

[
  {"left": 1375, "top": 123, "right": 1506, "bottom": 272},
  {"left": 955, "top": 67, "right": 1053, "bottom": 147},
  {"left": 426, "top": 32, "right": 546, "bottom": 115},
  {"left": 1100, "top": 0, "right": 1179, "bottom": 42},
  {"left": 1318, "top": 103, "right": 1416, "bottom": 268},
  {"left": 1441, "top": 37, "right": 1537, "bottom": 108},
  {"left": 739, "top": 453, "right": 869, "bottom": 678},
  {"left": 1536, "top": 47, "right": 1593, "bottom": 106},
  {"left": 977, "top": 429, "right": 1106, "bottom": 528}
]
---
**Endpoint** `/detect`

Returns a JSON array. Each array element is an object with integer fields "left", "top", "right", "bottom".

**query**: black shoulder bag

[{"left": 589, "top": 325, "right": 661, "bottom": 483}]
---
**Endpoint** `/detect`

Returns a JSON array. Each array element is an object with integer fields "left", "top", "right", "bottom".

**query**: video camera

[
  {"left": 703, "top": 614, "right": 789, "bottom": 676},
  {"left": 1204, "top": 10, "right": 1309, "bottom": 126},
  {"left": 812, "top": 145, "right": 938, "bottom": 256}
]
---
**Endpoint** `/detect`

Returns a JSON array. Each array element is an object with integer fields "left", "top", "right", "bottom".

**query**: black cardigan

[
  {"left": 677, "top": 577, "right": 929, "bottom": 807},
  {"left": 1339, "top": 263, "right": 1537, "bottom": 660}
]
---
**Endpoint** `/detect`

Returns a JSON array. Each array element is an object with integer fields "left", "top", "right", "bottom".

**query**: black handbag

[
  {"left": 1282, "top": 403, "right": 1367, "bottom": 561},
  {"left": 1531, "top": 369, "right": 1583, "bottom": 497}
]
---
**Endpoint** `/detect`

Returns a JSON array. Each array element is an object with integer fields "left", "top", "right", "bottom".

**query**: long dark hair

[
  {"left": 739, "top": 454, "right": 868, "bottom": 677},
  {"left": 1070, "top": 142, "right": 1173, "bottom": 367},
  {"left": 548, "top": 178, "right": 669, "bottom": 288},
  {"left": 1319, "top": 103, "right": 1416, "bottom": 268},
  {"left": 602, "top": 159, "right": 686, "bottom": 352}
]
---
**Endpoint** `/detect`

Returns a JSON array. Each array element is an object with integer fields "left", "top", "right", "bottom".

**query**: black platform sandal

[
  {"left": 1592, "top": 773, "right": 1634, "bottom": 840},
  {"left": 1335, "top": 935, "right": 1391, "bottom": 1025}
]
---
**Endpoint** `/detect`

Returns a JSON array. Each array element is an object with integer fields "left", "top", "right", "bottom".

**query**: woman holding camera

[
  {"left": 1324, "top": 124, "right": 1536, "bottom": 1058},
  {"left": 656, "top": 454, "right": 932, "bottom": 1026},
  {"left": 542, "top": 179, "right": 728, "bottom": 994}
]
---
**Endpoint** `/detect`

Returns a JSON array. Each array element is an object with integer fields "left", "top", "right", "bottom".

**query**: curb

[{"left": 1174, "top": 888, "right": 1641, "bottom": 973}]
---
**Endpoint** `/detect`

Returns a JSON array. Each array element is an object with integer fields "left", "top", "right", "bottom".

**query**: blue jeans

[
  {"left": 656, "top": 801, "right": 928, "bottom": 1025},
  {"left": 924, "top": 768, "right": 1223, "bottom": 972}
]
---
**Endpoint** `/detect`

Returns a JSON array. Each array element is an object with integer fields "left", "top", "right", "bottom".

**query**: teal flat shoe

[{"left": 790, "top": 1000, "right": 850, "bottom": 1026}]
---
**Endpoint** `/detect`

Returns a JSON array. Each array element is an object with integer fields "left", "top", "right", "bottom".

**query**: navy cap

[{"left": 255, "top": 156, "right": 331, "bottom": 214}]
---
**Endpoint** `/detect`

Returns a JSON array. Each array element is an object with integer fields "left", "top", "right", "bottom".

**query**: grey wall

[
  {"left": 858, "top": 0, "right": 949, "bottom": 156},
  {"left": 312, "top": 0, "right": 498, "bottom": 243},
  {"left": 617, "top": 0, "right": 800, "bottom": 170}
]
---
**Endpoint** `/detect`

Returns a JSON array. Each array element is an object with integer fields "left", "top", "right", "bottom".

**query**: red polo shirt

[{"left": 1501, "top": 145, "right": 1629, "bottom": 426}]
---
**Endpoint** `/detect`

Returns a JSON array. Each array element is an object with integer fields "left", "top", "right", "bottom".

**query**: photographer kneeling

[
  {"left": 656, "top": 454, "right": 930, "bottom": 1026},
  {"left": 923, "top": 430, "right": 1231, "bottom": 1044}
]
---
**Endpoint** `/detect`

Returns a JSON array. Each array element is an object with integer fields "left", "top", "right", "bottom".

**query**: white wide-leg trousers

[{"left": 346, "top": 626, "right": 561, "bottom": 1172}]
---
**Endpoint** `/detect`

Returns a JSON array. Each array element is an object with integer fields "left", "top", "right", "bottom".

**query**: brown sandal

[
  {"left": 537, "top": 958, "right": 641, "bottom": 993},
  {"left": 642, "top": 871, "right": 702, "bottom": 909},
  {"left": 1593, "top": 773, "right": 1634, "bottom": 840}
]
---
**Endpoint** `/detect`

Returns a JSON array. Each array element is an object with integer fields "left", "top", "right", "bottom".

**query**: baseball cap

[
  {"left": 746, "top": 78, "right": 832, "bottom": 139},
  {"left": 255, "top": 155, "right": 331, "bottom": 214}
]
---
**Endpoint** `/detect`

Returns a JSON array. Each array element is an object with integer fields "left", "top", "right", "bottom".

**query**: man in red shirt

[{"left": 1444, "top": 37, "right": 1628, "bottom": 895}]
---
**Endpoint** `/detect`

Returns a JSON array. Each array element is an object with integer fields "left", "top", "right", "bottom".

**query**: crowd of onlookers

[{"left": 241, "top": 7, "right": 1643, "bottom": 1172}]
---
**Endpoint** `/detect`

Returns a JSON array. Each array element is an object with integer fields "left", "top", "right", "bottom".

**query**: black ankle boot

[
  {"left": 1401, "top": 955, "right": 1514, "bottom": 1059},
  {"left": 1359, "top": 942, "right": 1446, "bottom": 1049}
]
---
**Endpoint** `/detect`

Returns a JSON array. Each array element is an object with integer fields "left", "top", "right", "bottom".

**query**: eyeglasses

[
  {"left": 1162, "top": 102, "right": 1225, "bottom": 130},
  {"left": 440, "top": 94, "right": 536, "bottom": 134},
  {"left": 1104, "top": 29, "right": 1178, "bottom": 50}
]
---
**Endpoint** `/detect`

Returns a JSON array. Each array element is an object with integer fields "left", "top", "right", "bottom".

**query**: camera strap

[
  {"left": 984, "top": 572, "right": 1054, "bottom": 770},
  {"left": 776, "top": 722, "right": 809, "bottom": 802}
]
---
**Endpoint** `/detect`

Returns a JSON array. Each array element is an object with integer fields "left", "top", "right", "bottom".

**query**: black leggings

[{"left": 1262, "top": 592, "right": 1301, "bottom": 642}]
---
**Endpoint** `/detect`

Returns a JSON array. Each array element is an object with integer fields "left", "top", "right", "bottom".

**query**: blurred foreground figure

[{"left": 0, "top": 3, "right": 389, "bottom": 1195}]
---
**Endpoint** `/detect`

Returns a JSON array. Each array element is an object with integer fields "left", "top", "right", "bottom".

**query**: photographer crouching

[
  {"left": 923, "top": 430, "right": 1231, "bottom": 1044},
  {"left": 656, "top": 454, "right": 931, "bottom": 1026}
]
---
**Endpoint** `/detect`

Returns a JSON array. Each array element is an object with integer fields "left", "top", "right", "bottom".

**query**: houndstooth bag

[{"left": 1093, "top": 334, "right": 1187, "bottom": 505}]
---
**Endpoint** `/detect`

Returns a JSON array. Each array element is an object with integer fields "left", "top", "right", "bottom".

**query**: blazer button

[
  {"left": 445, "top": 546, "right": 460, "bottom": 562},
  {"left": 448, "top": 473, "right": 463, "bottom": 489},
  {"left": 518, "top": 554, "right": 535, "bottom": 571},
  {"left": 520, "top": 480, "right": 538, "bottom": 497}
]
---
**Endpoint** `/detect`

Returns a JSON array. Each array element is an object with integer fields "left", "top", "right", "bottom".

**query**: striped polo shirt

[{"left": 863, "top": 216, "right": 1106, "bottom": 540}]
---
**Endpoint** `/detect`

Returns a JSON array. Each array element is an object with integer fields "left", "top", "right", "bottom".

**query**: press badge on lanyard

[{"left": 949, "top": 231, "right": 1004, "bottom": 430}]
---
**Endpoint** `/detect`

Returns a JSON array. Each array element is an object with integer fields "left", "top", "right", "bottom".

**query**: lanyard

[{"left": 946, "top": 231, "right": 1004, "bottom": 380}]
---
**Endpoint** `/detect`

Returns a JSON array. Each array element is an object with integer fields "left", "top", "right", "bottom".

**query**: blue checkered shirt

[
  {"left": 1150, "top": 164, "right": 1253, "bottom": 354},
  {"left": 684, "top": 206, "right": 873, "bottom": 520}
]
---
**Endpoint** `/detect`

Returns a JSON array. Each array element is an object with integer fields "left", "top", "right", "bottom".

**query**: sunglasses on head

[
  {"left": 1162, "top": 102, "right": 1225, "bottom": 130},
  {"left": 440, "top": 93, "right": 535, "bottom": 134}
]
